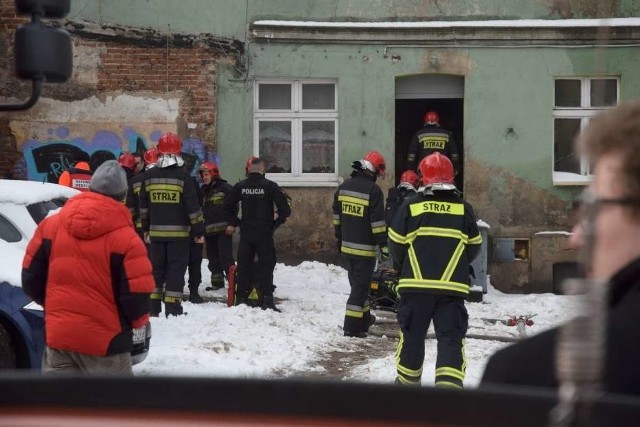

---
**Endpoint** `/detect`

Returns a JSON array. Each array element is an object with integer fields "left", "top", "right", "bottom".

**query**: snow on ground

[{"left": 136, "top": 260, "right": 582, "bottom": 388}]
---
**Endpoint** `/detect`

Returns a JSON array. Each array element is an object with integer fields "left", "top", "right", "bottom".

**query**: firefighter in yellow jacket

[
  {"left": 333, "top": 151, "right": 388, "bottom": 338},
  {"left": 388, "top": 152, "right": 482, "bottom": 388},
  {"left": 139, "top": 133, "right": 204, "bottom": 317}
]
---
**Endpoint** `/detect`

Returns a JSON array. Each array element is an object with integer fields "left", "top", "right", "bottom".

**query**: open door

[{"left": 395, "top": 75, "right": 465, "bottom": 193}]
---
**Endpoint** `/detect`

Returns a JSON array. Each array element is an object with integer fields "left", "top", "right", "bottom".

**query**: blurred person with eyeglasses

[{"left": 480, "top": 101, "right": 640, "bottom": 395}]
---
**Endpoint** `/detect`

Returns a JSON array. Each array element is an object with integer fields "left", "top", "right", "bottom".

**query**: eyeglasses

[
  {"left": 578, "top": 189, "right": 640, "bottom": 227},
  {"left": 579, "top": 189, "right": 640, "bottom": 211}
]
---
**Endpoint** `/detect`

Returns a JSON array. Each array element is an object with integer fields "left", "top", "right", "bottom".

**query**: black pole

[{"left": 0, "top": 79, "right": 42, "bottom": 112}]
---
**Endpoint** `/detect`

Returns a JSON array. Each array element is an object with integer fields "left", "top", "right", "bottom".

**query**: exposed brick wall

[
  {"left": 97, "top": 44, "right": 218, "bottom": 142},
  {"left": 0, "top": 0, "right": 231, "bottom": 178},
  {"left": 0, "top": 0, "right": 27, "bottom": 32},
  {"left": 0, "top": 118, "right": 20, "bottom": 178},
  {"left": 0, "top": 0, "right": 27, "bottom": 178}
]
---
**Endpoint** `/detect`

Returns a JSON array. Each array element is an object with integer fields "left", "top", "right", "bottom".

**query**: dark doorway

[{"left": 395, "top": 98, "right": 464, "bottom": 193}]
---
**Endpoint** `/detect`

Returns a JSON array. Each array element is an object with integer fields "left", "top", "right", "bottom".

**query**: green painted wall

[
  {"left": 217, "top": 42, "right": 640, "bottom": 195},
  {"left": 68, "top": 0, "right": 640, "bottom": 41},
  {"left": 68, "top": 0, "right": 248, "bottom": 40}
]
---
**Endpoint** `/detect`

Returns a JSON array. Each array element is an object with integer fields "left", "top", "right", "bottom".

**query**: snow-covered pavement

[{"left": 135, "top": 260, "right": 582, "bottom": 388}]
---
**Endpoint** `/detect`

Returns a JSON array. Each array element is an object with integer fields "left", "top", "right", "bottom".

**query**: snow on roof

[
  {"left": 535, "top": 231, "right": 572, "bottom": 236},
  {"left": 477, "top": 219, "right": 491, "bottom": 229},
  {"left": 0, "top": 179, "right": 79, "bottom": 205},
  {"left": 253, "top": 17, "right": 640, "bottom": 29}
]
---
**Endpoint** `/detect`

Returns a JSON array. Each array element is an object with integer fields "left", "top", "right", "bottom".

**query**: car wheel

[{"left": 0, "top": 323, "right": 17, "bottom": 368}]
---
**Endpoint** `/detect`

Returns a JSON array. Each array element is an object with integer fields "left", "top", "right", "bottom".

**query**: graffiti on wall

[{"left": 16, "top": 126, "right": 217, "bottom": 183}]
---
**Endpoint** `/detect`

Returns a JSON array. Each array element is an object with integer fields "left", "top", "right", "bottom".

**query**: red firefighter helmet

[
  {"left": 424, "top": 111, "right": 440, "bottom": 125},
  {"left": 399, "top": 169, "right": 420, "bottom": 188},
  {"left": 245, "top": 156, "right": 258, "bottom": 174},
  {"left": 362, "top": 151, "right": 386, "bottom": 177},
  {"left": 419, "top": 152, "right": 455, "bottom": 189},
  {"left": 117, "top": 152, "right": 137, "bottom": 170},
  {"left": 143, "top": 148, "right": 158, "bottom": 166},
  {"left": 199, "top": 161, "right": 220, "bottom": 179},
  {"left": 74, "top": 161, "right": 91, "bottom": 172},
  {"left": 157, "top": 132, "right": 182, "bottom": 155}
]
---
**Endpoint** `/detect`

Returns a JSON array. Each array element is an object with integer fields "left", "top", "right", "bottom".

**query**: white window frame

[
  {"left": 253, "top": 78, "right": 339, "bottom": 187},
  {"left": 552, "top": 77, "right": 619, "bottom": 186}
]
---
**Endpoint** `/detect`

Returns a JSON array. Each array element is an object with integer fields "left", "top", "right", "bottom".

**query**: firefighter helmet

[
  {"left": 399, "top": 170, "right": 420, "bottom": 188},
  {"left": 361, "top": 151, "right": 386, "bottom": 177},
  {"left": 117, "top": 152, "right": 137, "bottom": 170},
  {"left": 419, "top": 152, "right": 455, "bottom": 189},
  {"left": 157, "top": 132, "right": 182, "bottom": 155},
  {"left": 74, "top": 161, "right": 91, "bottom": 172},
  {"left": 199, "top": 161, "right": 220, "bottom": 179},
  {"left": 424, "top": 111, "right": 440, "bottom": 125},
  {"left": 143, "top": 148, "right": 158, "bottom": 166}
]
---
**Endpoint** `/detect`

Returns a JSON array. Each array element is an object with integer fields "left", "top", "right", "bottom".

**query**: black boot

[
  {"left": 234, "top": 292, "right": 249, "bottom": 306},
  {"left": 189, "top": 284, "right": 204, "bottom": 304},
  {"left": 205, "top": 274, "right": 225, "bottom": 291},
  {"left": 261, "top": 295, "right": 281, "bottom": 313},
  {"left": 165, "top": 302, "right": 187, "bottom": 317},
  {"left": 150, "top": 298, "right": 162, "bottom": 317},
  {"left": 189, "top": 292, "right": 204, "bottom": 304},
  {"left": 344, "top": 330, "right": 367, "bottom": 338},
  {"left": 363, "top": 311, "right": 376, "bottom": 333}
]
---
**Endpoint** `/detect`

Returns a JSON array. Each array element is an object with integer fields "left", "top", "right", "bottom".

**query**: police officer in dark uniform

[
  {"left": 139, "top": 132, "right": 204, "bottom": 317},
  {"left": 407, "top": 111, "right": 460, "bottom": 174},
  {"left": 389, "top": 152, "right": 481, "bottom": 387},
  {"left": 333, "top": 150, "right": 388, "bottom": 338},
  {"left": 223, "top": 157, "right": 291, "bottom": 311}
]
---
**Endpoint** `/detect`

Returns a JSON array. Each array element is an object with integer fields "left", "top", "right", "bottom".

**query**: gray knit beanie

[{"left": 89, "top": 160, "right": 128, "bottom": 200}]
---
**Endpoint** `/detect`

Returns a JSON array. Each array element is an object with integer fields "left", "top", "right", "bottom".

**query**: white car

[{"left": 0, "top": 179, "right": 151, "bottom": 368}]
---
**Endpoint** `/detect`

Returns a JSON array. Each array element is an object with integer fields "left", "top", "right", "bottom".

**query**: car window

[
  {"left": 0, "top": 213, "right": 22, "bottom": 243},
  {"left": 27, "top": 200, "right": 65, "bottom": 225}
]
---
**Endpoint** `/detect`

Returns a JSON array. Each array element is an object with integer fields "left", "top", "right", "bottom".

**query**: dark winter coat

[
  {"left": 128, "top": 169, "right": 151, "bottom": 234},
  {"left": 481, "top": 258, "right": 640, "bottom": 395},
  {"left": 385, "top": 185, "right": 417, "bottom": 225},
  {"left": 223, "top": 172, "right": 291, "bottom": 233},
  {"left": 332, "top": 170, "right": 387, "bottom": 258},
  {"left": 388, "top": 190, "right": 481, "bottom": 297},
  {"left": 407, "top": 124, "right": 460, "bottom": 172},
  {"left": 202, "top": 178, "right": 233, "bottom": 235},
  {"left": 22, "top": 192, "right": 154, "bottom": 356},
  {"left": 138, "top": 164, "right": 204, "bottom": 241}
]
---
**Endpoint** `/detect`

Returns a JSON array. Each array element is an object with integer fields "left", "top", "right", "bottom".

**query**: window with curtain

[
  {"left": 254, "top": 79, "right": 338, "bottom": 186},
  {"left": 553, "top": 77, "right": 619, "bottom": 185}
]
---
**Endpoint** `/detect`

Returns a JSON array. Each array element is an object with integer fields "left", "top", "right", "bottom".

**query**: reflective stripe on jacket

[
  {"left": 333, "top": 170, "right": 387, "bottom": 258},
  {"left": 202, "top": 178, "right": 233, "bottom": 235},
  {"left": 139, "top": 165, "right": 204, "bottom": 241},
  {"left": 388, "top": 191, "right": 481, "bottom": 296}
]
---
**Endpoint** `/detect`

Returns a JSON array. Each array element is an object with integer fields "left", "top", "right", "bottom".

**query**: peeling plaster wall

[
  {"left": 68, "top": 0, "right": 640, "bottom": 35},
  {"left": 217, "top": 36, "right": 640, "bottom": 289},
  {"left": 1, "top": 0, "right": 234, "bottom": 183},
  {"left": 5, "top": 0, "right": 640, "bottom": 290}
]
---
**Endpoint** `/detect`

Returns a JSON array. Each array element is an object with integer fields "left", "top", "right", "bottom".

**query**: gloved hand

[{"left": 380, "top": 246, "right": 389, "bottom": 262}]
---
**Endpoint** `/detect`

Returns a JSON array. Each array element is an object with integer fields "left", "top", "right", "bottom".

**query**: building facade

[{"left": 2, "top": 0, "right": 639, "bottom": 292}]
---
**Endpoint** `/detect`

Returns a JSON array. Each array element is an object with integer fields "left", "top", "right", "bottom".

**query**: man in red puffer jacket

[{"left": 22, "top": 160, "right": 155, "bottom": 375}]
